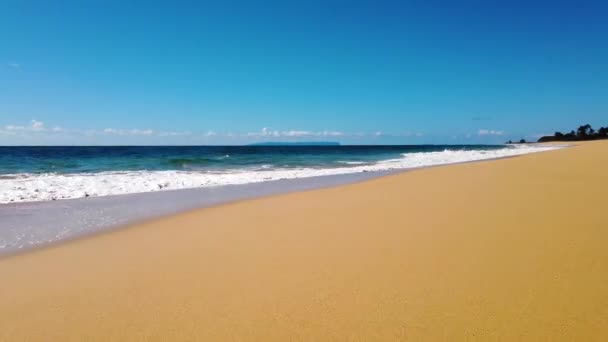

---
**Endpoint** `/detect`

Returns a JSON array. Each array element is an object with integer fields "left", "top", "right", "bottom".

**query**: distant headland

[
  {"left": 248, "top": 142, "right": 341, "bottom": 146},
  {"left": 537, "top": 124, "right": 608, "bottom": 143},
  {"left": 504, "top": 124, "right": 608, "bottom": 144}
]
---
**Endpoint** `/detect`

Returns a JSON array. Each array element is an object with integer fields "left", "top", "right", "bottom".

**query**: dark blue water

[{"left": 0, "top": 145, "right": 504, "bottom": 175}]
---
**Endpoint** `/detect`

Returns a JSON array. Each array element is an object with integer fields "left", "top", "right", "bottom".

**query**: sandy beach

[{"left": 1, "top": 140, "right": 607, "bottom": 340}]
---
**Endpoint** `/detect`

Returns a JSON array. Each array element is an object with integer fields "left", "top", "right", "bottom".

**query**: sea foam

[{"left": 0, "top": 144, "right": 563, "bottom": 203}]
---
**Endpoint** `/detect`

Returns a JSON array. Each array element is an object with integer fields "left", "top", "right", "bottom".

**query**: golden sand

[{"left": 1, "top": 141, "right": 607, "bottom": 341}]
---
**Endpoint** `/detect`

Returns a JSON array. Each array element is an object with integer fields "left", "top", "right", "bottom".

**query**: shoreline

[
  {"left": 0, "top": 144, "right": 561, "bottom": 204},
  {"left": 0, "top": 145, "right": 566, "bottom": 257},
  {"left": 0, "top": 141, "right": 606, "bottom": 340},
  {"left": 0, "top": 169, "right": 397, "bottom": 258}
]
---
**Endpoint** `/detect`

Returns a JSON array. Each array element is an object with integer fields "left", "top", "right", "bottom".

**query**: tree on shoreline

[{"left": 538, "top": 124, "right": 608, "bottom": 142}]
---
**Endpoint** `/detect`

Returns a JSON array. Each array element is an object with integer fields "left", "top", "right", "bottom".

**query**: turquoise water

[
  {"left": 0, "top": 144, "right": 562, "bottom": 204},
  {"left": 0, "top": 145, "right": 503, "bottom": 175}
]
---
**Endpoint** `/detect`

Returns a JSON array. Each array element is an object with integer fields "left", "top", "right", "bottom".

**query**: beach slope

[{"left": 1, "top": 141, "right": 607, "bottom": 340}]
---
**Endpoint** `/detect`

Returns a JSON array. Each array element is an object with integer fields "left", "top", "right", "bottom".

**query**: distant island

[
  {"left": 537, "top": 124, "right": 608, "bottom": 143},
  {"left": 249, "top": 142, "right": 341, "bottom": 146}
]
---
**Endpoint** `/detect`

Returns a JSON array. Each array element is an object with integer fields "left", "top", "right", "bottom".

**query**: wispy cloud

[
  {"left": 1, "top": 121, "right": 424, "bottom": 145},
  {"left": 5, "top": 119, "right": 46, "bottom": 132},
  {"left": 103, "top": 128, "right": 155, "bottom": 136},
  {"left": 247, "top": 127, "right": 344, "bottom": 138},
  {"left": 322, "top": 131, "right": 344, "bottom": 137},
  {"left": 7, "top": 62, "right": 21, "bottom": 69},
  {"left": 31, "top": 120, "right": 44, "bottom": 131},
  {"left": 1, "top": 120, "right": 185, "bottom": 139},
  {"left": 283, "top": 130, "right": 313, "bottom": 137},
  {"left": 159, "top": 131, "right": 192, "bottom": 137},
  {"left": 478, "top": 129, "right": 504, "bottom": 136},
  {"left": 1, "top": 121, "right": 390, "bottom": 142}
]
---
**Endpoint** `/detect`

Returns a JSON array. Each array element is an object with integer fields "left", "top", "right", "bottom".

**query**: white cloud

[
  {"left": 159, "top": 131, "right": 191, "bottom": 137},
  {"left": 247, "top": 128, "right": 345, "bottom": 138},
  {"left": 283, "top": 130, "right": 313, "bottom": 137},
  {"left": 31, "top": 120, "right": 45, "bottom": 131},
  {"left": 131, "top": 129, "right": 154, "bottom": 135},
  {"left": 263, "top": 127, "right": 280, "bottom": 137},
  {"left": 478, "top": 129, "right": 504, "bottom": 136},
  {"left": 4, "top": 125, "right": 22, "bottom": 131},
  {"left": 4, "top": 119, "right": 46, "bottom": 132},
  {"left": 103, "top": 128, "right": 119, "bottom": 134},
  {"left": 95, "top": 127, "right": 193, "bottom": 137},
  {"left": 103, "top": 128, "right": 155, "bottom": 136},
  {"left": 321, "top": 131, "right": 344, "bottom": 137},
  {"left": 247, "top": 128, "right": 280, "bottom": 137},
  {"left": 1, "top": 121, "right": 404, "bottom": 145},
  {"left": 7, "top": 62, "right": 20, "bottom": 69}
]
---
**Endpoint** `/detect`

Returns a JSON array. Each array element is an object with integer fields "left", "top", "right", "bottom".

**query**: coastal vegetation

[
  {"left": 538, "top": 124, "right": 608, "bottom": 142},
  {"left": 505, "top": 139, "right": 527, "bottom": 144}
]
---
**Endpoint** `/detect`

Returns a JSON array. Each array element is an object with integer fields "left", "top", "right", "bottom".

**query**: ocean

[{"left": 0, "top": 144, "right": 559, "bottom": 204}]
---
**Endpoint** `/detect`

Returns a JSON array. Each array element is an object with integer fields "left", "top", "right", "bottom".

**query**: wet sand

[
  {"left": 1, "top": 140, "right": 607, "bottom": 340},
  {"left": 0, "top": 170, "right": 395, "bottom": 256}
]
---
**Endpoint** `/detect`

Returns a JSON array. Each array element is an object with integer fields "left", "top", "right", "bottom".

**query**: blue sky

[{"left": 1, "top": 1, "right": 607, "bottom": 145}]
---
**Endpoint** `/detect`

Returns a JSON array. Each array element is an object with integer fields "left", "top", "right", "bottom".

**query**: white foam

[
  {"left": 338, "top": 161, "right": 368, "bottom": 165},
  {"left": 0, "top": 145, "right": 564, "bottom": 203}
]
